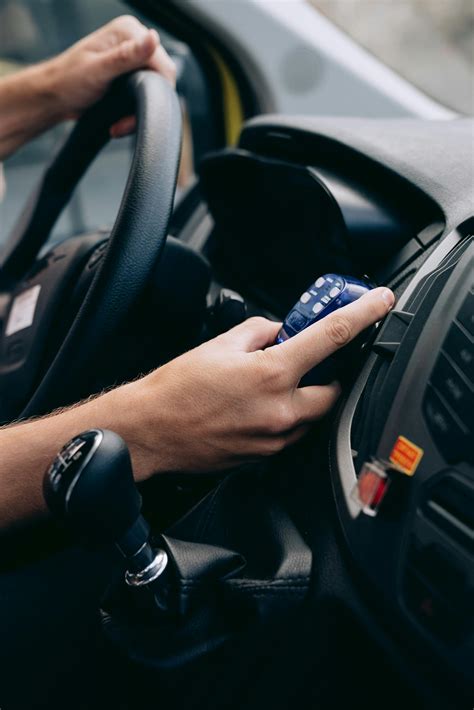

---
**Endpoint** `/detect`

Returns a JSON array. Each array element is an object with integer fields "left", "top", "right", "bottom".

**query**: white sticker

[{"left": 5, "top": 285, "right": 41, "bottom": 337}]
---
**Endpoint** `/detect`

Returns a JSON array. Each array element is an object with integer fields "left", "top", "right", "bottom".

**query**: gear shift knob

[
  {"left": 43, "top": 429, "right": 168, "bottom": 591},
  {"left": 209, "top": 288, "right": 247, "bottom": 336},
  {"left": 44, "top": 429, "right": 142, "bottom": 545}
]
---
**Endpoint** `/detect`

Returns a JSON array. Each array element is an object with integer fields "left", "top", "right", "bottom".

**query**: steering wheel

[{"left": 0, "top": 71, "right": 182, "bottom": 420}]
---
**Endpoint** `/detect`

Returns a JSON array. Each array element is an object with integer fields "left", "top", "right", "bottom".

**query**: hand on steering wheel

[{"left": 0, "top": 71, "right": 182, "bottom": 419}]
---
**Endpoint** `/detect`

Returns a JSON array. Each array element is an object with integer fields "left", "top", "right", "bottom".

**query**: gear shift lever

[
  {"left": 208, "top": 288, "right": 247, "bottom": 336},
  {"left": 43, "top": 429, "right": 168, "bottom": 597}
]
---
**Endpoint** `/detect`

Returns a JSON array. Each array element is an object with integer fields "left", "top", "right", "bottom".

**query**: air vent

[{"left": 423, "top": 475, "right": 474, "bottom": 555}]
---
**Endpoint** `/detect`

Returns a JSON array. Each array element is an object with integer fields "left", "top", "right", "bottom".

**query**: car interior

[{"left": 0, "top": 2, "right": 472, "bottom": 709}]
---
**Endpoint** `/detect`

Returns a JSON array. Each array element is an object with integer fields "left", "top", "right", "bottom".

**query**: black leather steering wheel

[{"left": 0, "top": 71, "right": 182, "bottom": 418}]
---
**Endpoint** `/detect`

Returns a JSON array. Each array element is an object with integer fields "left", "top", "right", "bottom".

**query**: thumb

[{"left": 97, "top": 29, "right": 158, "bottom": 81}]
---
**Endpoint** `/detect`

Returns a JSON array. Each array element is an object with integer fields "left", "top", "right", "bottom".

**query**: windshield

[{"left": 309, "top": 0, "right": 474, "bottom": 115}]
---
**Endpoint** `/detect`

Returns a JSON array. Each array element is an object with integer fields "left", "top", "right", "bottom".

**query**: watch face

[{"left": 43, "top": 430, "right": 102, "bottom": 515}]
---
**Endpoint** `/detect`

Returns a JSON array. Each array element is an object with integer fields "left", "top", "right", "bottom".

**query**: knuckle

[
  {"left": 247, "top": 316, "right": 269, "bottom": 329},
  {"left": 268, "top": 402, "right": 296, "bottom": 434},
  {"left": 116, "top": 14, "right": 142, "bottom": 31},
  {"left": 325, "top": 315, "right": 352, "bottom": 347},
  {"left": 117, "top": 42, "right": 131, "bottom": 63}
]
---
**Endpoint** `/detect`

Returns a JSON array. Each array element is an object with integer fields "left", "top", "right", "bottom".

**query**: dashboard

[
  {"left": 195, "top": 115, "right": 474, "bottom": 706},
  {"left": 1, "top": 107, "right": 472, "bottom": 710},
  {"left": 334, "top": 234, "right": 473, "bottom": 692}
]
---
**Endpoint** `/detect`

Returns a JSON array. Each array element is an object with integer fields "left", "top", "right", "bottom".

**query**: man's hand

[
  {"left": 47, "top": 15, "right": 176, "bottom": 137},
  {"left": 0, "top": 287, "right": 393, "bottom": 528},
  {"left": 0, "top": 15, "right": 176, "bottom": 159},
  {"left": 128, "top": 287, "right": 395, "bottom": 478}
]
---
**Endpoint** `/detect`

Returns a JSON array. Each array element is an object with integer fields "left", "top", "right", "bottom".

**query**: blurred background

[
  {"left": 0, "top": 0, "right": 472, "bottom": 246},
  {"left": 311, "top": 0, "right": 473, "bottom": 115}
]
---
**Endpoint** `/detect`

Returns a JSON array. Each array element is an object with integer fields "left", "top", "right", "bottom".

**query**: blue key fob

[{"left": 276, "top": 274, "right": 374, "bottom": 385}]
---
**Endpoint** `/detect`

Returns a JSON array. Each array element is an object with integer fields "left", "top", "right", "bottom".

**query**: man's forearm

[
  {"left": 0, "top": 289, "right": 394, "bottom": 532},
  {"left": 0, "top": 61, "right": 64, "bottom": 160},
  {"left": 0, "top": 381, "right": 152, "bottom": 531}
]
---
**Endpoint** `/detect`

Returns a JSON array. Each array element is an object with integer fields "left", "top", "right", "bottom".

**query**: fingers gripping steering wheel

[{"left": 0, "top": 72, "right": 182, "bottom": 419}]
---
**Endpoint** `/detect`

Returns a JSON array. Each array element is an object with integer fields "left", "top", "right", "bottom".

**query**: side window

[{"left": 0, "top": 0, "right": 213, "bottom": 245}]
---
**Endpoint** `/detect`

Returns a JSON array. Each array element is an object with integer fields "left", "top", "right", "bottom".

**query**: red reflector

[{"left": 351, "top": 461, "right": 391, "bottom": 517}]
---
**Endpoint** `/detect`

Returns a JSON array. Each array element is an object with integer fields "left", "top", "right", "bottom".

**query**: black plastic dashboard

[
  {"left": 1, "top": 109, "right": 472, "bottom": 710},
  {"left": 333, "top": 233, "right": 473, "bottom": 695}
]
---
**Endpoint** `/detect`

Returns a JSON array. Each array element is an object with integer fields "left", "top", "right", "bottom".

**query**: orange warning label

[{"left": 389, "top": 435, "right": 424, "bottom": 476}]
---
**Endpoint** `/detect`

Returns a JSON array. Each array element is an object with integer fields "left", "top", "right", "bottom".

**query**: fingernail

[{"left": 380, "top": 288, "right": 395, "bottom": 310}]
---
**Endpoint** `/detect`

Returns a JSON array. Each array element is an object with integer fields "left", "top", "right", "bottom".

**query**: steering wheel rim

[{"left": 1, "top": 71, "right": 182, "bottom": 418}]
